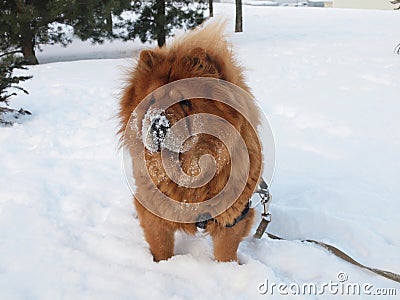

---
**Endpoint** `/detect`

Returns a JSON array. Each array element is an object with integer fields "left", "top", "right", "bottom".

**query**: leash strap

[
  {"left": 253, "top": 178, "right": 400, "bottom": 284},
  {"left": 267, "top": 232, "right": 400, "bottom": 284}
]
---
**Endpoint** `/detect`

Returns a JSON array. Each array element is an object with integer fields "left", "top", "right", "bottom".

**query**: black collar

[{"left": 195, "top": 202, "right": 251, "bottom": 229}]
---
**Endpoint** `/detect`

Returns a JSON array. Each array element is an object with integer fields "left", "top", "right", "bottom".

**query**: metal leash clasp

[{"left": 253, "top": 181, "right": 272, "bottom": 239}]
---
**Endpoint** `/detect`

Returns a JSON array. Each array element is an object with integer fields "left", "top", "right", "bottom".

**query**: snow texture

[
  {"left": 142, "top": 109, "right": 171, "bottom": 153},
  {"left": 1, "top": 3, "right": 399, "bottom": 299}
]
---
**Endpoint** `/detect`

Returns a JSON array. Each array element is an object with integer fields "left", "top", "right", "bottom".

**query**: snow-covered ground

[{"left": 1, "top": 3, "right": 400, "bottom": 299}]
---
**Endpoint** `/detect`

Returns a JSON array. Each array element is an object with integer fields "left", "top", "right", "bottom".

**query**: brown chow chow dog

[{"left": 118, "top": 21, "right": 262, "bottom": 262}]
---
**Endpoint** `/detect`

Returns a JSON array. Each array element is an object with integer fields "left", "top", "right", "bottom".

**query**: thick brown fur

[{"left": 118, "top": 21, "right": 262, "bottom": 262}]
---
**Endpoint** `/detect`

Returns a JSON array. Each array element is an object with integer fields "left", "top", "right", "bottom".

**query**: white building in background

[{"left": 333, "top": 0, "right": 397, "bottom": 10}]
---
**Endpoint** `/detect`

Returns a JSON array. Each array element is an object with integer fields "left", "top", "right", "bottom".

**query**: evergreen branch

[{"left": 0, "top": 50, "right": 23, "bottom": 59}]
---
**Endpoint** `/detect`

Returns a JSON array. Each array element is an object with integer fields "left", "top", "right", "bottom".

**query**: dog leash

[{"left": 252, "top": 178, "right": 400, "bottom": 284}]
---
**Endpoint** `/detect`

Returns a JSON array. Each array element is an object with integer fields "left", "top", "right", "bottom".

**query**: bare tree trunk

[
  {"left": 209, "top": 0, "right": 213, "bottom": 17},
  {"left": 20, "top": 22, "right": 38, "bottom": 65},
  {"left": 156, "top": 0, "right": 166, "bottom": 47},
  {"left": 106, "top": 12, "right": 113, "bottom": 34},
  {"left": 235, "top": 0, "right": 242, "bottom": 32},
  {"left": 103, "top": 0, "right": 113, "bottom": 34}
]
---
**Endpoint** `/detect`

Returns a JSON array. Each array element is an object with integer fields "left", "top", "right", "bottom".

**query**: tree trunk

[
  {"left": 20, "top": 24, "right": 38, "bottom": 65},
  {"left": 235, "top": 0, "right": 243, "bottom": 33},
  {"left": 106, "top": 12, "right": 113, "bottom": 35},
  {"left": 209, "top": 0, "right": 213, "bottom": 17},
  {"left": 103, "top": 0, "right": 113, "bottom": 35},
  {"left": 156, "top": 0, "right": 166, "bottom": 47}
]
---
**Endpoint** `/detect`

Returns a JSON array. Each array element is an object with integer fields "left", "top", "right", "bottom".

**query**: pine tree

[
  {"left": 125, "top": 0, "right": 207, "bottom": 48},
  {"left": 0, "top": 33, "right": 32, "bottom": 124},
  {"left": 0, "top": 53, "right": 32, "bottom": 108},
  {"left": 0, "top": 27, "right": 31, "bottom": 104},
  {"left": 0, "top": 0, "right": 132, "bottom": 65},
  {"left": 69, "top": 0, "right": 133, "bottom": 42},
  {"left": 0, "top": 1, "right": 207, "bottom": 64}
]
